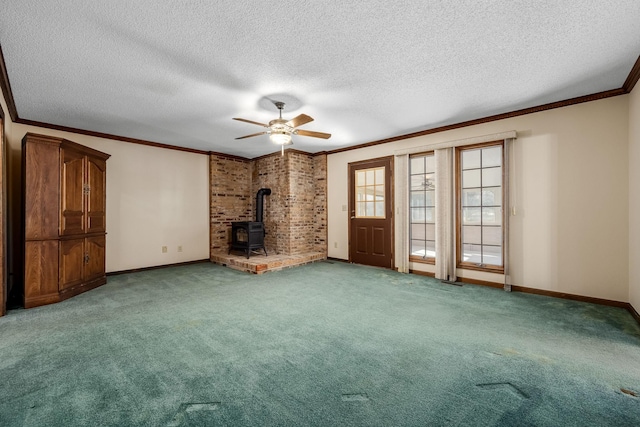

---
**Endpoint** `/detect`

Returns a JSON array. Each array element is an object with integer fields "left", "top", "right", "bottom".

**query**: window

[
  {"left": 457, "top": 142, "right": 504, "bottom": 272},
  {"left": 355, "top": 166, "right": 386, "bottom": 218},
  {"left": 409, "top": 153, "right": 435, "bottom": 262}
]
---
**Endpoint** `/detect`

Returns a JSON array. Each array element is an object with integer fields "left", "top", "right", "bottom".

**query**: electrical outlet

[
  {"left": 162, "top": 246, "right": 168, "bottom": 253},
  {"left": 342, "top": 205, "right": 347, "bottom": 211},
  {"left": 177, "top": 245, "right": 183, "bottom": 252},
  {"left": 334, "top": 242, "right": 338, "bottom": 248}
]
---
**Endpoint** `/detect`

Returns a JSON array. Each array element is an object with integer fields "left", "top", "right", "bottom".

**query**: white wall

[
  {"left": 328, "top": 96, "right": 630, "bottom": 301},
  {"left": 630, "top": 84, "right": 640, "bottom": 310},
  {"left": 2, "top": 111, "right": 210, "bottom": 272}
]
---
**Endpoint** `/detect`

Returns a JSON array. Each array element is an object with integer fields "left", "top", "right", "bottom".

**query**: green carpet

[{"left": 1, "top": 261, "right": 640, "bottom": 426}]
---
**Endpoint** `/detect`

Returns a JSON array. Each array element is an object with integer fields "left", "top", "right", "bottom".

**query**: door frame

[
  {"left": 348, "top": 155, "right": 394, "bottom": 269},
  {"left": 0, "top": 110, "right": 4, "bottom": 316}
]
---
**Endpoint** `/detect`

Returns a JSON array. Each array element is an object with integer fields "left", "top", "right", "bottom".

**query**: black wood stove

[{"left": 229, "top": 188, "right": 271, "bottom": 258}]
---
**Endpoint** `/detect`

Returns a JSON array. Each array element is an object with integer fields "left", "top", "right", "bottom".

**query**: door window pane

[
  {"left": 482, "top": 187, "right": 501, "bottom": 206},
  {"left": 462, "top": 244, "right": 482, "bottom": 263},
  {"left": 411, "top": 240, "right": 426, "bottom": 257},
  {"left": 482, "top": 146, "right": 502, "bottom": 167},
  {"left": 409, "top": 153, "right": 436, "bottom": 261},
  {"left": 425, "top": 223, "right": 435, "bottom": 240},
  {"left": 463, "top": 226, "right": 482, "bottom": 244},
  {"left": 355, "top": 166, "right": 385, "bottom": 218},
  {"left": 457, "top": 143, "right": 504, "bottom": 269},
  {"left": 425, "top": 241, "right": 436, "bottom": 258},
  {"left": 482, "top": 207, "right": 502, "bottom": 225},
  {"left": 411, "top": 192, "right": 425, "bottom": 207},
  {"left": 374, "top": 201, "right": 384, "bottom": 217},
  {"left": 411, "top": 207, "right": 425, "bottom": 222},
  {"left": 462, "top": 189, "right": 481, "bottom": 206},
  {"left": 482, "top": 167, "right": 502, "bottom": 187},
  {"left": 462, "top": 207, "right": 481, "bottom": 225},
  {"left": 411, "top": 224, "right": 426, "bottom": 240},
  {"left": 365, "top": 202, "right": 374, "bottom": 216},
  {"left": 483, "top": 245, "right": 502, "bottom": 265},
  {"left": 462, "top": 169, "right": 481, "bottom": 188},
  {"left": 462, "top": 150, "right": 481, "bottom": 169},
  {"left": 483, "top": 226, "right": 502, "bottom": 246},
  {"left": 410, "top": 157, "right": 425, "bottom": 174}
]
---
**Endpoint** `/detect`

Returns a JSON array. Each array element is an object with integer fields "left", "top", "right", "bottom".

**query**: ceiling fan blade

[
  {"left": 286, "top": 114, "right": 314, "bottom": 128},
  {"left": 235, "top": 132, "right": 267, "bottom": 140},
  {"left": 296, "top": 129, "right": 332, "bottom": 139},
  {"left": 233, "top": 118, "right": 268, "bottom": 127}
]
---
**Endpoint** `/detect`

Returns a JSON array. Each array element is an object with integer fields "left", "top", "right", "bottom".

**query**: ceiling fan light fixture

[{"left": 269, "top": 131, "right": 292, "bottom": 145}]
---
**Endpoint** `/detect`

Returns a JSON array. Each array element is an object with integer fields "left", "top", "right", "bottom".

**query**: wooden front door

[{"left": 349, "top": 156, "right": 393, "bottom": 269}]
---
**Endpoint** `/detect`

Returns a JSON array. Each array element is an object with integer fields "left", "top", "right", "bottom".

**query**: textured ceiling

[{"left": 1, "top": 1, "right": 640, "bottom": 158}]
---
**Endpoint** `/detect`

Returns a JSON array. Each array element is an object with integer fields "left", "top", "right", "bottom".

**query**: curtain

[
  {"left": 435, "top": 148, "right": 455, "bottom": 281},
  {"left": 394, "top": 154, "right": 410, "bottom": 273},
  {"left": 503, "top": 138, "right": 515, "bottom": 291}
]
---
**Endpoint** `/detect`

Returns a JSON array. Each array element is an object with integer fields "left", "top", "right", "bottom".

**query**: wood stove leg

[{"left": 263, "top": 247, "right": 268, "bottom": 256}]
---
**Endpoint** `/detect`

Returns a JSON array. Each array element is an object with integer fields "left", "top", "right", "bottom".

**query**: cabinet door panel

[
  {"left": 25, "top": 241, "right": 59, "bottom": 302},
  {"left": 61, "top": 150, "right": 85, "bottom": 236},
  {"left": 59, "top": 239, "right": 84, "bottom": 291},
  {"left": 85, "top": 235, "right": 106, "bottom": 282},
  {"left": 24, "top": 142, "right": 60, "bottom": 239},
  {"left": 86, "top": 157, "right": 107, "bottom": 233}
]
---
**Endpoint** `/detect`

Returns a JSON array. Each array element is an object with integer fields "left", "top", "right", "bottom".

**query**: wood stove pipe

[{"left": 256, "top": 188, "right": 272, "bottom": 223}]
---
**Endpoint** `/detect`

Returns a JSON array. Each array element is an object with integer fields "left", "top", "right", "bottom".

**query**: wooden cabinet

[{"left": 22, "top": 133, "right": 110, "bottom": 308}]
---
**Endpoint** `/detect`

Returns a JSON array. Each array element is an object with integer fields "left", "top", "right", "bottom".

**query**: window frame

[
  {"left": 354, "top": 166, "right": 387, "bottom": 219},
  {"left": 455, "top": 141, "right": 505, "bottom": 273},
  {"left": 408, "top": 151, "right": 436, "bottom": 265}
]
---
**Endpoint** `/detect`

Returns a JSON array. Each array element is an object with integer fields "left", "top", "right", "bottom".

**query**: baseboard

[
  {"left": 456, "top": 276, "right": 503, "bottom": 289},
  {"left": 106, "top": 259, "right": 210, "bottom": 276},
  {"left": 409, "top": 269, "right": 435, "bottom": 278},
  {"left": 431, "top": 273, "right": 640, "bottom": 325},
  {"left": 326, "top": 257, "right": 349, "bottom": 264},
  {"left": 511, "top": 285, "right": 629, "bottom": 309},
  {"left": 628, "top": 303, "right": 640, "bottom": 325}
]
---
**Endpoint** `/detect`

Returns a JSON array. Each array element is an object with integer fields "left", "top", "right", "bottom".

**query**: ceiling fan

[{"left": 233, "top": 101, "right": 331, "bottom": 154}]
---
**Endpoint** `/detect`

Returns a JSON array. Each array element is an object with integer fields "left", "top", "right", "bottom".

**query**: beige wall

[
  {"left": 328, "top": 96, "right": 630, "bottom": 301},
  {"left": 0, "top": 90, "right": 210, "bottom": 274},
  {"left": 630, "top": 84, "right": 640, "bottom": 310}
]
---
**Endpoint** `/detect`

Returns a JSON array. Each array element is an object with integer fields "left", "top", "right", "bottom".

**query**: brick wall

[
  {"left": 211, "top": 150, "right": 327, "bottom": 257},
  {"left": 209, "top": 154, "right": 252, "bottom": 251},
  {"left": 313, "top": 154, "right": 327, "bottom": 255},
  {"left": 252, "top": 153, "right": 287, "bottom": 254},
  {"left": 287, "top": 151, "right": 316, "bottom": 255}
]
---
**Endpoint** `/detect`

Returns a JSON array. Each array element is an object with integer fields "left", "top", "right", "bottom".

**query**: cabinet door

[
  {"left": 86, "top": 156, "right": 107, "bottom": 234},
  {"left": 85, "top": 235, "right": 106, "bottom": 282},
  {"left": 24, "top": 140, "right": 60, "bottom": 240},
  {"left": 25, "top": 240, "right": 59, "bottom": 305},
  {"left": 61, "top": 149, "right": 85, "bottom": 236},
  {"left": 59, "top": 239, "right": 85, "bottom": 291}
]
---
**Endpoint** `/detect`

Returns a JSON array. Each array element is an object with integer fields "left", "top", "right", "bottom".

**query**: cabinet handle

[{"left": 84, "top": 253, "right": 90, "bottom": 264}]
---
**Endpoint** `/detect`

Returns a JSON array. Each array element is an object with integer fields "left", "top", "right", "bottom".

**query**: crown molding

[
  {"left": 623, "top": 55, "right": 640, "bottom": 93},
  {"left": 325, "top": 88, "right": 625, "bottom": 155},
  {"left": 0, "top": 45, "right": 18, "bottom": 122},
  {"left": 208, "top": 151, "right": 250, "bottom": 162},
  {"left": 15, "top": 118, "right": 210, "bottom": 155}
]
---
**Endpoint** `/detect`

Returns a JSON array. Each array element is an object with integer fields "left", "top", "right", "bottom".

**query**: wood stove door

[{"left": 348, "top": 156, "right": 393, "bottom": 269}]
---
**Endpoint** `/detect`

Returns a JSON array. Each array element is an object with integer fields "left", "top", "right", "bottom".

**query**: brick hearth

[{"left": 210, "top": 250, "right": 326, "bottom": 274}]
